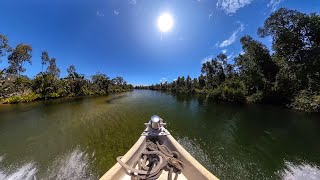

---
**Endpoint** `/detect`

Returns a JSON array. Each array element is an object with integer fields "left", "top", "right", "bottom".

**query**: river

[{"left": 0, "top": 90, "right": 320, "bottom": 180}]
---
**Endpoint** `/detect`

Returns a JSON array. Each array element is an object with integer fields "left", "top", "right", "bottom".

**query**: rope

[{"left": 117, "top": 140, "right": 184, "bottom": 180}]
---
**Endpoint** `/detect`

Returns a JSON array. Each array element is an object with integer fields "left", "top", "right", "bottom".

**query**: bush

[
  {"left": 290, "top": 90, "right": 320, "bottom": 112},
  {"left": 2, "top": 92, "right": 41, "bottom": 104},
  {"left": 247, "top": 91, "right": 264, "bottom": 103},
  {"left": 207, "top": 78, "right": 246, "bottom": 103}
]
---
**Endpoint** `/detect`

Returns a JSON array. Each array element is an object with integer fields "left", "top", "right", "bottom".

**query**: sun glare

[{"left": 157, "top": 13, "right": 174, "bottom": 33}]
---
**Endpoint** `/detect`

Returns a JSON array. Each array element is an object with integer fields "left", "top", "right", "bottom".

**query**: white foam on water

[
  {"left": 46, "top": 148, "right": 94, "bottom": 180},
  {"left": 279, "top": 161, "right": 320, "bottom": 180},
  {"left": 0, "top": 148, "right": 95, "bottom": 180},
  {"left": 177, "top": 137, "right": 214, "bottom": 170},
  {"left": 0, "top": 155, "right": 4, "bottom": 163},
  {"left": 0, "top": 162, "right": 37, "bottom": 180}
]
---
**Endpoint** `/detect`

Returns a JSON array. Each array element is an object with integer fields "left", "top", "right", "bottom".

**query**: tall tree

[
  {"left": 235, "top": 35, "right": 278, "bottom": 95},
  {"left": 92, "top": 73, "right": 109, "bottom": 93},
  {"left": 41, "top": 51, "right": 50, "bottom": 73},
  {"left": 0, "top": 34, "right": 11, "bottom": 61},
  {"left": 112, "top": 76, "right": 125, "bottom": 86},
  {"left": 258, "top": 8, "right": 320, "bottom": 93},
  {"left": 47, "top": 58, "right": 60, "bottom": 77},
  {"left": 7, "top": 44, "right": 32, "bottom": 77}
]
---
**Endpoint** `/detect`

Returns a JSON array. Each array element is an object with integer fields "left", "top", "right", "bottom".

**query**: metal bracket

[{"left": 141, "top": 122, "right": 170, "bottom": 136}]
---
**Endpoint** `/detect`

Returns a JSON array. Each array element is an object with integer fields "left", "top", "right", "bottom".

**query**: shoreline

[{"left": 0, "top": 89, "right": 133, "bottom": 105}]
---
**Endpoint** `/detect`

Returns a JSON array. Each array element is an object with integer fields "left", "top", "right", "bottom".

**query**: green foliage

[
  {"left": 290, "top": 91, "right": 320, "bottom": 112},
  {"left": 208, "top": 78, "right": 246, "bottom": 103},
  {"left": 247, "top": 91, "right": 264, "bottom": 103},
  {"left": 2, "top": 92, "right": 40, "bottom": 104},
  {"left": 0, "top": 34, "right": 11, "bottom": 60},
  {"left": 7, "top": 44, "right": 32, "bottom": 77},
  {"left": 0, "top": 35, "right": 133, "bottom": 104}
]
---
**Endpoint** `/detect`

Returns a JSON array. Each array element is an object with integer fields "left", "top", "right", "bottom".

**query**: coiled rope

[{"left": 117, "top": 140, "right": 184, "bottom": 180}]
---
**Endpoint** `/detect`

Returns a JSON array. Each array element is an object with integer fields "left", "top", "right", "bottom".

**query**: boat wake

[
  {"left": 278, "top": 161, "right": 320, "bottom": 180},
  {"left": 0, "top": 148, "right": 95, "bottom": 180},
  {"left": 177, "top": 137, "right": 214, "bottom": 170},
  {"left": 0, "top": 160, "right": 37, "bottom": 180}
]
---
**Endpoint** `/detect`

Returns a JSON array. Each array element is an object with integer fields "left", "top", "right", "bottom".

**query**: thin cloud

[
  {"left": 160, "top": 78, "right": 167, "bottom": 83},
  {"left": 201, "top": 55, "right": 214, "bottom": 64},
  {"left": 219, "top": 22, "right": 244, "bottom": 48},
  {"left": 96, "top": 10, "right": 104, "bottom": 17},
  {"left": 113, "top": 10, "right": 120, "bottom": 15},
  {"left": 227, "top": 52, "right": 234, "bottom": 60},
  {"left": 267, "top": 0, "right": 284, "bottom": 12},
  {"left": 129, "top": 0, "right": 137, "bottom": 5},
  {"left": 208, "top": 11, "right": 214, "bottom": 20},
  {"left": 214, "top": 41, "right": 220, "bottom": 48},
  {"left": 216, "top": 0, "right": 253, "bottom": 15},
  {"left": 222, "top": 49, "right": 227, "bottom": 54}
]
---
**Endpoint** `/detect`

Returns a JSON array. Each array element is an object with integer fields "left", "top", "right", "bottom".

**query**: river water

[{"left": 0, "top": 90, "right": 320, "bottom": 180}]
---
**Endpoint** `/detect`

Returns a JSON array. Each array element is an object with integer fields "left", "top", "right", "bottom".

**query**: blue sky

[{"left": 0, "top": 0, "right": 319, "bottom": 85}]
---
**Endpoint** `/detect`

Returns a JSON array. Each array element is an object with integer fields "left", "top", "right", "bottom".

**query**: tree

[
  {"left": 198, "top": 74, "right": 206, "bottom": 89},
  {"left": 41, "top": 51, "right": 50, "bottom": 72},
  {"left": 186, "top": 75, "right": 192, "bottom": 90},
  {"left": 67, "top": 65, "right": 76, "bottom": 77},
  {"left": 192, "top": 78, "right": 199, "bottom": 90},
  {"left": 235, "top": 35, "right": 278, "bottom": 95},
  {"left": 112, "top": 76, "right": 125, "bottom": 86},
  {"left": 0, "top": 34, "right": 11, "bottom": 61},
  {"left": 47, "top": 58, "right": 60, "bottom": 77},
  {"left": 7, "top": 44, "right": 32, "bottom": 77},
  {"left": 66, "top": 65, "right": 86, "bottom": 96},
  {"left": 258, "top": 8, "right": 320, "bottom": 93},
  {"left": 92, "top": 73, "right": 109, "bottom": 94},
  {"left": 201, "top": 56, "right": 226, "bottom": 88}
]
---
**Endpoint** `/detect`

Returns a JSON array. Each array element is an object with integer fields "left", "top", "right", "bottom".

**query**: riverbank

[
  {"left": 135, "top": 88, "right": 320, "bottom": 113},
  {"left": 0, "top": 88, "right": 133, "bottom": 104}
]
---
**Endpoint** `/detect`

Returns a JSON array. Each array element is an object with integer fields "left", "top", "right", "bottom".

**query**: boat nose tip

[{"left": 150, "top": 115, "right": 161, "bottom": 129}]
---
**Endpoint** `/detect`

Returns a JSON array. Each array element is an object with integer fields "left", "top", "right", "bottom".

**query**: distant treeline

[
  {"left": 0, "top": 36, "right": 133, "bottom": 104},
  {"left": 136, "top": 8, "right": 320, "bottom": 113}
]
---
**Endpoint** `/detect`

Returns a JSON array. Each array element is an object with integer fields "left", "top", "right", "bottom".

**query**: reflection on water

[{"left": 0, "top": 90, "right": 320, "bottom": 180}]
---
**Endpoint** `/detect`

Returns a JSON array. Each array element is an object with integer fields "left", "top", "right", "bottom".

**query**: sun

[{"left": 157, "top": 13, "right": 174, "bottom": 33}]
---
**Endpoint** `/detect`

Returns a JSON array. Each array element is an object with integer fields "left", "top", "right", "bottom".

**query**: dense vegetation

[
  {"left": 0, "top": 36, "right": 133, "bottom": 104},
  {"left": 136, "top": 8, "right": 320, "bottom": 112}
]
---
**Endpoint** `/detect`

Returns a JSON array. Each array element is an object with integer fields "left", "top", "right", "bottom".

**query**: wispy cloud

[
  {"left": 96, "top": 10, "right": 104, "bottom": 17},
  {"left": 227, "top": 52, "right": 234, "bottom": 60},
  {"left": 201, "top": 55, "right": 214, "bottom": 64},
  {"left": 129, "top": 0, "right": 137, "bottom": 5},
  {"left": 216, "top": 0, "right": 253, "bottom": 15},
  {"left": 113, "top": 10, "right": 120, "bottom": 15},
  {"left": 222, "top": 49, "right": 227, "bottom": 54},
  {"left": 160, "top": 78, "right": 167, "bottom": 83},
  {"left": 219, "top": 22, "right": 244, "bottom": 48},
  {"left": 214, "top": 41, "right": 220, "bottom": 48},
  {"left": 267, "top": 0, "right": 284, "bottom": 12},
  {"left": 208, "top": 11, "right": 214, "bottom": 20}
]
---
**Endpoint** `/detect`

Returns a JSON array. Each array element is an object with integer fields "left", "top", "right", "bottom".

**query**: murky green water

[{"left": 0, "top": 90, "right": 320, "bottom": 180}]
